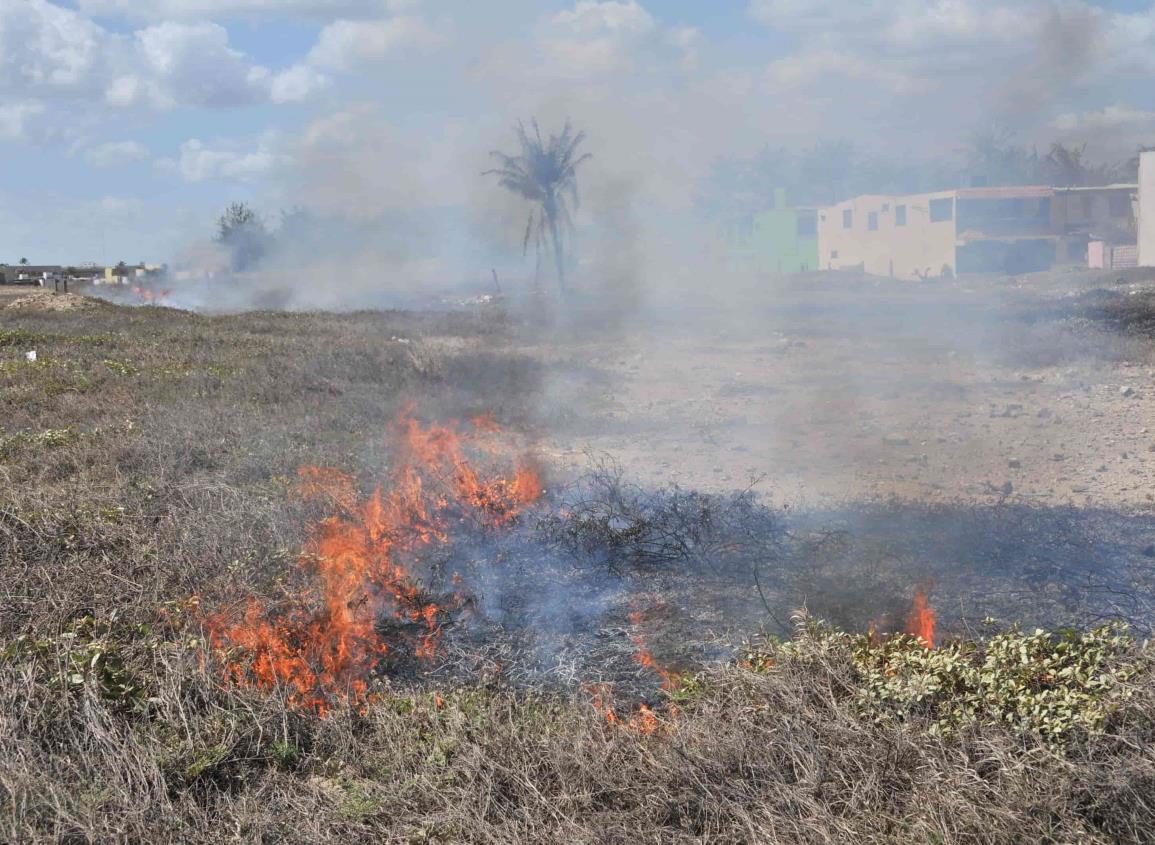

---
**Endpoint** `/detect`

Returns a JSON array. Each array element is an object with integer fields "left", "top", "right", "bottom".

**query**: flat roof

[
  {"left": 955, "top": 186, "right": 1054, "bottom": 199},
  {"left": 1054, "top": 184, "right": 1138, "bottom": 192}
]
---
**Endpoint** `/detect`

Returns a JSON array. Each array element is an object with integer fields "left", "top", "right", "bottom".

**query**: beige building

[
  {"left": 819, "top": 184, "right": 1137, "bottom": 280},
  {"left": 1141, "top": 152, "right": 1155, "bottom": 268}
]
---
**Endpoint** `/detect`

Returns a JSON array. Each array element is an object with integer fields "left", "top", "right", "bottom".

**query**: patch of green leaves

[
  {"left": 0, "top": 328, "right": 42, "bottom": 347},
  {"left": 750, "top": 622, "right": 1139, "bottom": 742},
  {"left": 0, "top": 427, "right": 79, "bottom": 460},
  {"left": 102, "top": 359, "right": 139, "bottom": 376},
  {"left": 2, "top": 612, "right": 153, "bottom": 712}
]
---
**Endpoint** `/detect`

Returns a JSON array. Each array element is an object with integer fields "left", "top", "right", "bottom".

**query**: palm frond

[{"left": 488, "top": 118, "right": 591, "bottom": 290}]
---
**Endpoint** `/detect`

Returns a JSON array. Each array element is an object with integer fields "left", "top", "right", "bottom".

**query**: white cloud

[
  {"left": 0, "top": 0, "right": 107, "bottom": 98},
  {"left": 0, "top": 102, "right": 47, "bottom": 142},
  {"left": 542, "top": 0, "right": 656, "bottom": 77},
  {"left": 666, "top": 25, "right": 700, "bottom": 70},
  {"left": 164, "top": 136, "right": 285, "bottom": 182},
  {"left": 554, "top": 0, "right": 654, "bottom": 38},
  {"left": 84, "top": 140, "right": 151, "bottom": 167},
  {"left": 270, "top": 64, "right": 330, "bottom": 103},
  {"left": 741, "top": 0, "right": 1153, "bottom": 143},
  {"left": 75, "top": 0, "right": 415, "bottom": 20},
  {"left": 306, "top": 16, "right": 443, "bottom": 71},
  {"left": 0, "top": 1, "right": 323, "bottom": 123},
  {"left": 115, "top": 21, "right": 276, "bottom": 109}
]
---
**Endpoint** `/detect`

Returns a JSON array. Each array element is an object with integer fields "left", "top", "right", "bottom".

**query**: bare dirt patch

[{"left": 542, "top": 271, "right": 1155, "bottom": 512}]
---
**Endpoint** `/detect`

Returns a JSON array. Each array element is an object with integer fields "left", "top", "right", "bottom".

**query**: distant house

[
  {"left": 1140, "top": 152, "right": 1155, "bottom": 268},
  {"left": 0, "top": 265, "right": 66, "bottom": 285},
  {"left": 1052, "top": 185, "right": 1138, "bottom": 267},
  {"left": 818, "top": 184, "right": 1138, "bottom": 280},
  {"left": 719, "top": 188, "right": 819, "bottom": 274},
  {"left": 0, "top": 264, "right": 112, "bottom": 286}
]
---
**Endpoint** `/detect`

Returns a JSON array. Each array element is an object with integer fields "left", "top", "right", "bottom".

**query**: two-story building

[{"left": 818, "top": 184, "right": 1138, "bottom": 280}]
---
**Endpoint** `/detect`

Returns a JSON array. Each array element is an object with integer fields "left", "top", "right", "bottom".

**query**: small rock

[
  {"left": 1121, "top": 386, "right": 1136, "bottom": 397},
  {"left": 1143, "top": 545, "right": 1155, "bottom": 558},
  {"left": 1008, "top": 459, "right": 1021, "bottom": 469},
  {"left": 1000, "top": 481, "right": 1014, "bottom": 495},
  {"left": 883, "top": 435, "right": 910, "bottom": 446}
]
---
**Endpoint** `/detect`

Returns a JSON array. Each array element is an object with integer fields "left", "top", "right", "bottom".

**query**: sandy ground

[{"left": 540, "top": 270, "right": 1155, "bottom": 513}]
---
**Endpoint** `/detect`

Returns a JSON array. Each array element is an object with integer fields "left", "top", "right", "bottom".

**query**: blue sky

[{"left": 1, "top": 0, "right": 1153, "bottom": 266}]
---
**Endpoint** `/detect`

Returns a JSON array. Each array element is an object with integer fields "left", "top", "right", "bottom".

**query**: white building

[{"left": 1140, "top": 151, "right": 1155, "bottom": 267}]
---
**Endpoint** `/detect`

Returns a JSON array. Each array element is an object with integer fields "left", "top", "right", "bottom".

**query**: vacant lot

[{"left": 1, "top": 280, "right": 1154, "bottom": 843}]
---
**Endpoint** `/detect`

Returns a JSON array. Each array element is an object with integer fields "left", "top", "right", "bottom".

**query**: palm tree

[{"left": 486, "top": 120, "right": 591, "bottom": 295}]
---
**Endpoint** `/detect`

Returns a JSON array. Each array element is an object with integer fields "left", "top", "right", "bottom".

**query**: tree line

[{"left": 698, "top": 132, "right": 1151, "bottom": 217}]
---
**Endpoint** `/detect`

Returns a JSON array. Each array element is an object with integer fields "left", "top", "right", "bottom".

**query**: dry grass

[{"left": 1, "top": 301, "right": 1154, "bottom": 843}]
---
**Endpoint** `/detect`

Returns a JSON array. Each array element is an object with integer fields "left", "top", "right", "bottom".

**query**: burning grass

[
  {"left": 5, "top": 608, "right": 1154, "bottom": 844},
  {"left": 207, "top": 413, "right": 542, "bottom": 713},
  {"left": 2, "top": 300, "right": 1155, "bottom": 842}
]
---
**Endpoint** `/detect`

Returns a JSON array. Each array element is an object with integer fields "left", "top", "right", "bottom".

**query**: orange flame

[
  {"left": 905, "top": 587, "right": 936, "bottom": 648},
  {"left": 583, "top": 683, "right": 670, "bottom": 736},
  {"left": 132, "top": 286, "right": 170, "bottom": 304},
  {"left": 206, "top": 412, "right": 541, "bottom": 713},
  {"left": 628, "top": 600, "right": 679, "bottom": 690}
]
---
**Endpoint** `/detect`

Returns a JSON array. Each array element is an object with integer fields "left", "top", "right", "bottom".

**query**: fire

[
  {"left": 628, "top": 599, "right": 679, "bottom": 690},
  {"left": 905, "top": 587, "right": 936, "bottom": 648},
  {"left": 584, "top": 683, "right": 669, "bottom": 736},
  {"left": 579, "top": 598, "right": 681, "bottom": 737},
  {"left": 132, "top": 286, "right": 170, "bottom": 304},
  {"left": 206, "top": 412, "right": 542, "bottom": 713}
]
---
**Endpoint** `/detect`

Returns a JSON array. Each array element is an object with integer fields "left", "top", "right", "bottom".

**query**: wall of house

[
  {"left": 1141, "top": 152, "right": 1155, "bottom": 267},
  {"left": 1053, "top": 189, "right": 1133, "bottom": 231},
  {"left": 747, "top": 209, "right": 818, "bottom": 273},
  {"left": 817, "top": 191, "right": 958, "bottom": 280}
]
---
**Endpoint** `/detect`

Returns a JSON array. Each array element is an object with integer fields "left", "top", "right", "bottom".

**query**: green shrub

[
  {"left": 751, "top": 621, "right": 1139, "bottom": 740},
  {"left": 2, "top": 612, "right": 153, "bottom": 712}
]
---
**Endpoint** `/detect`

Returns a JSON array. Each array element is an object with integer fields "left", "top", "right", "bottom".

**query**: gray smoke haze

[
  {"left": 71, "top": 0, "right": 1155, "bottom": 646},
  {"left": 100, "top": 1, "right": 1151, "bottom": 324}
]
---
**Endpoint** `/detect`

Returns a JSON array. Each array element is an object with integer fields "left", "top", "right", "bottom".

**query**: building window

[
  {"left": 868, "top": 211, "right": 879, "bottom": 231},
  {"left": 842, "top": 209, "right": 853, "bottom": 229},
  {"left": 929, "top": 197, "right": 953, "bottom": 222},
  {"left": 881, "top": 203, "right": 890, "bottom": 212},
  {"left": 830, "top": 250, "right": 839, "bottom": 259},
  {"left": 895, "top": 204, "right": 907, "bottom": 226},
  {"left": 796, "top": 214, "right": 817, "bottom": 237},
  {"left": 1109, "top": 193, "right": 1130, "bottom": 218}
]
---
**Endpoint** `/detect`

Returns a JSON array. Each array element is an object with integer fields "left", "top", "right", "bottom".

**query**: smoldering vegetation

[{"left": 2, "top": 298, "right": 1155, "bottom": 842}]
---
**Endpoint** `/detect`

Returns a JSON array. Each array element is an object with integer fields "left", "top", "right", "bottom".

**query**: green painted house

[{"left": 719, "top": 188, "right": 819, "bottom": 274}]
